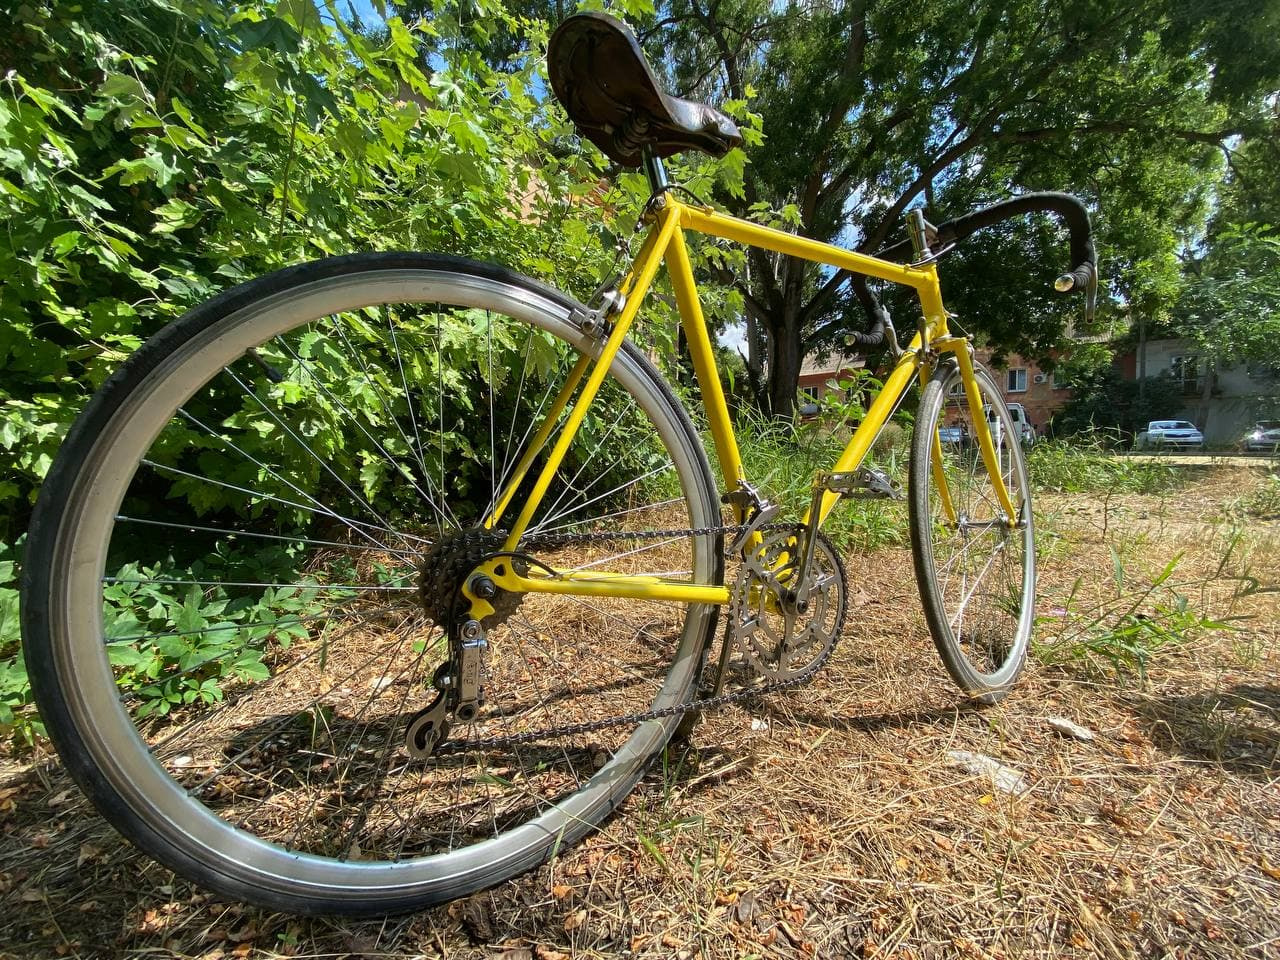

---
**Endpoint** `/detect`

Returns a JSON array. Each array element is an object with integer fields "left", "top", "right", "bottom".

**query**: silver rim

[
  {"left": 919, "top": 367, "right": 1034, "bottom": 686},
  {"left": 44, "top": 268, "right": 715, "bottom": 903}
]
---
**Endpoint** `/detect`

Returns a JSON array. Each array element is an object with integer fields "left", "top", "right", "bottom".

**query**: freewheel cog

[
  {"left": 418, "top": 528, "right": 525, "bottom": 629},
  {"left": 729, "top": 529, "right": 847, "bottom": 680}
]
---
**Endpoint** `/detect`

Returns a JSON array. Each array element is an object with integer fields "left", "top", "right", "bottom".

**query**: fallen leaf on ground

[{"left": 946, "top": 750, "right": 1030, "bottom": 795}]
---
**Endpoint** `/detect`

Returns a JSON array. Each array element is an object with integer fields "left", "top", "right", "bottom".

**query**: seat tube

[{"left": 641, "top": 146, "right": 670, "bottom": 193}]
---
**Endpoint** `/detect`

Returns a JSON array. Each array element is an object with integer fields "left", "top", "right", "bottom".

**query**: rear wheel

[
  {"left": 22, "top": 254, "right": 721, "bottom": 914},
  {"left": 908, "top": 361, "right": 1035, "bottom": 702}
]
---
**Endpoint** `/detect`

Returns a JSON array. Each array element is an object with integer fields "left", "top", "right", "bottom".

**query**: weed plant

[
  {"left": 1034, "top": 549, "right": 1234, "bottom": 683},
  {"left": 731, "top": 401, "right": 912, "bottom": 555},
  {"left": 1029, "top": 437, "right": 1179, "bottom": 494},
  {"left": 1231, "top": 470, "right": 1280, "bottom": 519},
  {"left": 0, "top": 539, "right": 331, "bottom": 744}
]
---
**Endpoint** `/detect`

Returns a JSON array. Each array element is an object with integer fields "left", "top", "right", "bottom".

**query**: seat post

[{"left": 641, "top": 146, "right": 670, "bottom": 194}]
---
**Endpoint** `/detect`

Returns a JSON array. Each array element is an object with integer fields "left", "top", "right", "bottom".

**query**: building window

[
  {"left": 1006, "top": 368, "right": 1027, "bottom": 393},
  {"left": 1051, "top": 368, "right": 1069, "bottom": 390},
  {"left": 1170, "top": 355, "right": 1200, "bottom": 396}
]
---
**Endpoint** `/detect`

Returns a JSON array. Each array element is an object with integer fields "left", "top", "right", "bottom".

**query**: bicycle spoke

[
  {"left": 220, "top": 365, "right": 425, "bottom": 551},
  {"left": 115, "top": 515, "right": 421, "bottom": 560},
  {"left": 103, "top": 576, "right": 416, "bottom": 593},
  {"left": 536, "top": 461, "right": 675, "bottom": 532}
]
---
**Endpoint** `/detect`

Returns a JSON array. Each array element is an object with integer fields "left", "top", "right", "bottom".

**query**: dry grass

[{"left": 1, "top": 465, "right": 1277, "bottom": 959}]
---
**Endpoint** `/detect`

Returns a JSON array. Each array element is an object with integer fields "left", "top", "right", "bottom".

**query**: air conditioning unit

[{"left": 1033, "top": 373, "right": 1048, "bottom": 384}]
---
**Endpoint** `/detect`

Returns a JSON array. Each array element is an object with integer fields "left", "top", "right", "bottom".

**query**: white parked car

[
  {"left": 1135, "top": 419, "right": 1205, "bottom": 451},
  {"left": 1243, "top": 420, "right": 1280, "bottom": 453},
  {"left": 985, "top": 402, "right": 1035, "bottom": 446}
]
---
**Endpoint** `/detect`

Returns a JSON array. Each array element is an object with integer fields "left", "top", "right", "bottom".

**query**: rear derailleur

[{"left": 404, "top": 609, "right": 490, "bottom": 759}]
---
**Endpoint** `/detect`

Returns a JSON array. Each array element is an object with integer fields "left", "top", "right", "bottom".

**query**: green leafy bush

[
  {"left": 0, "top": 0, "right": 620, "bottom": 537},
  {"left": 0, "top": 0, "right": 757, "bottom": 745}
]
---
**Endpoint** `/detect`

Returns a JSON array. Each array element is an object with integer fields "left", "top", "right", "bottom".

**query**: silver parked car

[
  {"left": 1135, "top": 419, "right": 1205, "bottom": 451},
  {"left": 1243, "top": 420, "right": 1280, "bottom": 453}
]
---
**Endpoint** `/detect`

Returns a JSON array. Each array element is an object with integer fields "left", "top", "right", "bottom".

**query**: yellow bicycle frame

[{"left": 465, "top": 195, "right": 1017, "bottom": 618}]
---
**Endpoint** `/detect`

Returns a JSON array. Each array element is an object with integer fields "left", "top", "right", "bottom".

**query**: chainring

[{"left": 729, "top": 529, "right": 847, "bottom": 681}]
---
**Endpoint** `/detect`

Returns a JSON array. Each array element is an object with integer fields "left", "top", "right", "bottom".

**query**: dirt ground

[{"left": 1, "top": 465, "right": 1277, "bottom": 959}]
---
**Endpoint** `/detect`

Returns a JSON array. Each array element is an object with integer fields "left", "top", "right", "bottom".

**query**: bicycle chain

[{"left": 431, "top": 520, "right": 838, "bottom": 754}]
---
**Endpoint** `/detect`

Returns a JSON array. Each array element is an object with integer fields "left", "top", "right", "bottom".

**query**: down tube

[{"left": 811, "top": 348, "right": 922, "bottom": 526}]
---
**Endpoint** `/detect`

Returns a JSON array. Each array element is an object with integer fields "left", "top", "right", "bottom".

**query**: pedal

[{"left": 825, "top": 467, "right": 903, "bottom": 501}]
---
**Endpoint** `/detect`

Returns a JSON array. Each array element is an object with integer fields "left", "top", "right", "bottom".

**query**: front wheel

[
  {"left": 908, "top": 361, "right": 1035, "bottom": 703},
  {"left": 22, "top": 253, "right": 721, "bottom": 914}
]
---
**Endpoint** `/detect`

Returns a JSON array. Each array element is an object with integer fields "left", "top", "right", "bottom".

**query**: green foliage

[
  {"left": 1049, "top": 358, "right": 1188, "bottom": 441},
  {"left": 0, "top": 531, "right": 329, "bottom": 741},
  {"left": 1177, "top": 223, "right": 1280, "bottom": 368},
  {"left": 0, "top": 541, "right": 26, "bottom": 740},
  {"left": 1028, "top": 438, "right": 1178, "bottom": 495},
  {"left": 734, "top": 390, "right": 912, "bottom": 553},
  {"left": 1035, "top": 550, "right": 1232, "bottom": 683},
  {"left": 102, "top": 561, "right": 318, "bottom": 719},
  {"left": 0, "top": 0, "right": 646, "bottom": 541},
  {"left": 2, "top": 0, "right": 758, "bottom": 744}
]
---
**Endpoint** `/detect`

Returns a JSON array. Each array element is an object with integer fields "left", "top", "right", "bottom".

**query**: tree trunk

[
  {"left": 1197, "top": 358, "right": 1214, "bottom": 437},
  {"left": 744, "top": 309, "right": 767, "bottom": 409},
  {"left": 1136, "top": 314, "right": 1147, "bottom": 404},
  {"left": 768, "top": 321, "right": 802, "bottom": 419},
  {"left": 765, "top": 260, "right": 810, "bottom": 420}
]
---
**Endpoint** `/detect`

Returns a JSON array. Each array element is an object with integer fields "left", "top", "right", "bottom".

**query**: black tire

[
  {"left": 908, "top": 361, "right": 1035, "bottom": 703},
  {"left": 22, "top": 253, "right": 721, "bottom": 914}
]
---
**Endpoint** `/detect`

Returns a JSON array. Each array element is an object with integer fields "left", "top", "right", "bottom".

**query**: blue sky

[{"left": 335, "top": 0, "right": 386, "bottom": 28}]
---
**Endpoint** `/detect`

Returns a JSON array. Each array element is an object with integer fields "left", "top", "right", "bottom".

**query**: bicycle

[{"left": 21, "top": 11, "right": 1097, "bottom": 915}]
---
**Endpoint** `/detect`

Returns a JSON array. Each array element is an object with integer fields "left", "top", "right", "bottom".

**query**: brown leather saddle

[{"left": 547, "top": 12, "right": 743, "bottom": 168}]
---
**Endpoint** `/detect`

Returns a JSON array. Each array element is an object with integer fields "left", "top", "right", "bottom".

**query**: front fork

[{"left": 926, "top": 337, "right": 1020, "bottom": 527}]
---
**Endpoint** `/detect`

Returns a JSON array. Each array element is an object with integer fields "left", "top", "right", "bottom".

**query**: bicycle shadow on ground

[
  {"left": 0, "top": 676, "right": 990, "bottom": 957},
  {"left": 1130, "top": 683, "right": 1279, "bottom": 777},
  {"left": 751, "top": 699, "right": 983, "bottom": 738}
]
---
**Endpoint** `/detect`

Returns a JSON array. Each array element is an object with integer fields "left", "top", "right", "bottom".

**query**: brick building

[
  {"left": 973, "top": 348, "right": 1072, "bottom": 437},
  {"left": 797, "top": 351, "right": 864, "bottom": 403}
]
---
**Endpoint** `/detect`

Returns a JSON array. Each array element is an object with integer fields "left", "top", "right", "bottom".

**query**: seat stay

[{"left": 498, "top": 204, "right": 681, "bottom": 553}]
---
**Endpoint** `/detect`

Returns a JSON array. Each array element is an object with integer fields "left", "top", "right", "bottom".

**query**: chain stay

[{"left": 433, "top": 519, "right": 829, "bottom": 754}]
